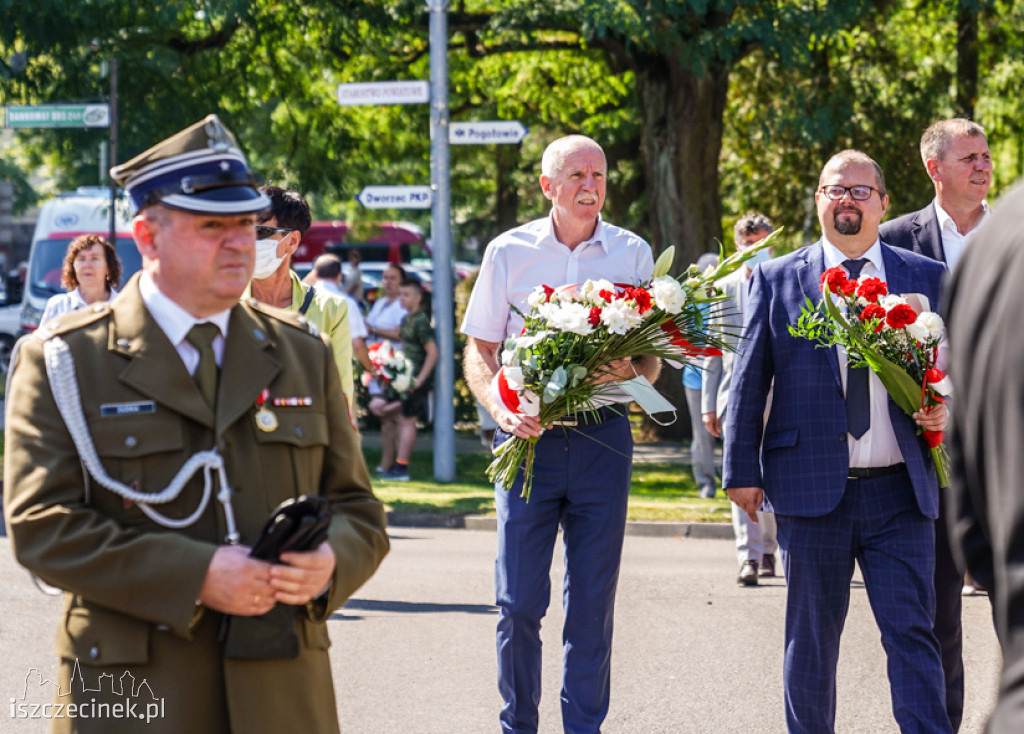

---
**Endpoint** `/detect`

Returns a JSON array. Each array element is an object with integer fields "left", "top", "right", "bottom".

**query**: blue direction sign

[
  {"left": 356, "top": 186, "right": 433, "bottom": 209},
  {"left": 449, "top": 121, "right": 528, "bottom": 145}
]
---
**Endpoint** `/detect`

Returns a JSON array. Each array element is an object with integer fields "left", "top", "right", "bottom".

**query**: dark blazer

[
  {"left": 880, "top": 203, "right": 945, "bottom": 261},
  {"left": 3, "top": 274, "right": 390, "bottom": 734},
  {"left": 945, "top": 182, "right": 1024, "bottom": 734},
  {"left": 722, "top": 241, "right": 946, "bottom": 518}
]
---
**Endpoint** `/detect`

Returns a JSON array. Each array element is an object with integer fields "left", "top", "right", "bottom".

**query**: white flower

[
  {"left": 526, "top": 286, "right": 549, "bottom": 309},
  {"left": 906, "top": 311, "right": 944, "bottom": 343},
  {"left": 878, "top": 294, "right": 907, "bottom": 310},
  {"left": 515, "top": 331, "right": 549, "bottom": 349},
  {"left": 541, "top": 301, "right": 594, "bottom": 336},
  {"left": 600, "top": 298, "right": 644, "bottom": 334},
  {"left": 501, "top": 348, "right": 518, "bottom": 367},
  {"left": 392, "top": 372, "right": 412, "bottom": 393},
  {"left": 580, "top": 279, "right": 617, "bottom": 304},
  {"left": 651, "top": 275, "right": 687, "bottom": 314},
  {"left": 684, "top": 277, "right": 702, "bottom": 289}
]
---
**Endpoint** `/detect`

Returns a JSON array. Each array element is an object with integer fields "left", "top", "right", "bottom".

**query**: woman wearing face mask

[
  {"left": 40, "top": 234, "right": 123, "bottom": 326},
  {"left": 246, "top": 186, "right": 357, "bottom": 413}
]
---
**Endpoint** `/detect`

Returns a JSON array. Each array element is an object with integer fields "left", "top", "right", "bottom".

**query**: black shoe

[
  {"left": 738, "top": 560, "right": 759, "bottom": 586},
  {"left": 383, "top": 464, "right": 410, "bottom": 482},
  {"left": 759, "top": 553, "right": 776, "bottom": 577}
]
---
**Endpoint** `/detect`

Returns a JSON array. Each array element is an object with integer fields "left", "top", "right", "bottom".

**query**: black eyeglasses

[
  {"left": 819, "top": 185, "right": 879, "bottom": 201},
  {"left": 255, "top": 225, "right": 295, "bottom": 239}
]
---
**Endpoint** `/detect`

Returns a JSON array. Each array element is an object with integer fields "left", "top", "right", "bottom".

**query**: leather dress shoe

[
  {"left": 759, "top": 553, "right": 776, "bottom": 577},
  {"left": 737, "top": 560, "right": 759, "bottom": 586}
]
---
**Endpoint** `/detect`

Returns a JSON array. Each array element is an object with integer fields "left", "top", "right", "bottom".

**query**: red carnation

[
  {"left": 820, "top": 267, "right": 849, "bottom": 295},
  {"left": 885, "top": 303, "right": 917, "bottom": 329},
  {"left": 925, "top": 367, "right": 945, "bottom": 384},
  {"left": 588, "top": 307, "right": 602, "bottom": 327},
  {"left": 598, "top": 289, "right": 615, "bottom": 302},
  {"left": 855, "top": 277, "right": 887, "bottom": 303},
  {"left": 628, "top": 287, "right": 652, "bottom": 313},
  {"left": 922, "top": 430, "right": 944, "bottom": 448},
  {"left": 542, "top": 285, "right": 555, "bottom": 302},
  {"left": 859, "top": 304, "right": 886, "bottom": 322}
]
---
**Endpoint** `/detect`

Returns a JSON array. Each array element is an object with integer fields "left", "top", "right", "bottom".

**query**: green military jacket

[{"left": 3, "top": 274, "right": 388, "bottom": 734}]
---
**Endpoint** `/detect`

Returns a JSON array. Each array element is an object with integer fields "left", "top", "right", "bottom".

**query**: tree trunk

[
  {"left": 955, "top": 0, "right": 979, "bottom": 119},
  {"left": 635, "top": 55, "right": 731, "bottom": 441},
  {"left": 495, "top": 144, "right": 521, "bottom": 234}
]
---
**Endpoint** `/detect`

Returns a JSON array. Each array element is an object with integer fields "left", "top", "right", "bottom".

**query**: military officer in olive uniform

[{"left": 2, "top": 115, "right": 389, "bottom": 734}]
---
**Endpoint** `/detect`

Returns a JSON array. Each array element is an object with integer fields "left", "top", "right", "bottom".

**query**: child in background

[{"left": 380, "top": 278, "right": 437, "bottom": 481}]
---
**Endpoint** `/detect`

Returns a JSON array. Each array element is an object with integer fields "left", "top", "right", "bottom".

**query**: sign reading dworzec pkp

[{"left": 356, "top": 186, "right": 433, "bottom": 209}]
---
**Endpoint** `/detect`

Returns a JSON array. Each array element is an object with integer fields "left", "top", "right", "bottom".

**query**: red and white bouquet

[
  {"left": 364, "top": 340, "right": 415, "bottom": 399},
  {"left": 789, "top": 266, "right": 951, "bottom": 486},
  {"left": 489, "top": 233, "right": 779, "bottom": 500}
]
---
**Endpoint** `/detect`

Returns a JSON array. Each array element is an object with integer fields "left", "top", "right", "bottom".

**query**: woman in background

[{"left": 40, "top": 234, "right": 122, "bottom": 325}]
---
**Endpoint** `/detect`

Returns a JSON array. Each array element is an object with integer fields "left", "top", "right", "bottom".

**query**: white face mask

[{"left": 252, "top": 238, "right": 287, "bottom": 280}]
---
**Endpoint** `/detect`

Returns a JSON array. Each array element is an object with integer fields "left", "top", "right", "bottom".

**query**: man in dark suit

[
  {"left": 879, "top": 118, "right": 993, "bottom": 732},
  {"left": 880, "top": 118, "right": 991, "bottom": 268},
  {"left": 3, "top": 116, "right": 389, "bottom": 734},
  {"left": 724, "top": 150, "right": 951, "bottom": 733},
  {"left": 945, "top": 180, "right": 1024, "bottom": 734}
]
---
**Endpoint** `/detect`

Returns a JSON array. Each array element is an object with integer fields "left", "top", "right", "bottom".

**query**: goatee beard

[{"left": 834, "top": 210, "right": 862, "bottom": 235}]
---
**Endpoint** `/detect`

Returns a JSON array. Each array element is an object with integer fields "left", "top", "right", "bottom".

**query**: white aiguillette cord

[{"left": 43, "top": 336, "right": 240, "bottom": 544}]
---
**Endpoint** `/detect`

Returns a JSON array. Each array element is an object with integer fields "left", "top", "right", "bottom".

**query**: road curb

[{"left": 387, "top": 512, "right": 734, "bottom": 540}]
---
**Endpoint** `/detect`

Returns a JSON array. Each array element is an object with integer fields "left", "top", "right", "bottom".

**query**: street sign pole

[
  {"left": 428, "top": 0, "right": 455, "bottom": 482},
  {"left": 108, "top": 56, "right": 118, "bottom": 247}
]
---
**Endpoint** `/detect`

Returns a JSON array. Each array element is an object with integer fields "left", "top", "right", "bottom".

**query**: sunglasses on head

[{"left": 255, "top": 225, "right": 296, "bottom": 239}]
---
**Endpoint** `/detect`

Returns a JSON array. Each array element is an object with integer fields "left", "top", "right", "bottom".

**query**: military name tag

[{"left": 101, "top": 401, "right": 157, "bottom": 417}]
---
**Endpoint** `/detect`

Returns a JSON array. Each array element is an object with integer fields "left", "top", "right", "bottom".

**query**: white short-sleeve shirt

[{"left": 460, "top": 215, "right": 654, "bottom": 344}]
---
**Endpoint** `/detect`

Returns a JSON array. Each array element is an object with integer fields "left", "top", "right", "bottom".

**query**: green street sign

[{"left": 3, "top": 104, "right": 110, "bottom": 129}]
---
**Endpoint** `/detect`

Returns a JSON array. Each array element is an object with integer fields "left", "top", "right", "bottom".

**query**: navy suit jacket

[
  {"left": 722, "top": 241, "right": 946, "bottom": 519},
  {"left": 879, "top": 203, "right": 945, "bottom": 262}
]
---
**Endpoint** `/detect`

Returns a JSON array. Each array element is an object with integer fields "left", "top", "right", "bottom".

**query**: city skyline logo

[{"left": 10, "top": 659, "right": 165, "bottom": 724}]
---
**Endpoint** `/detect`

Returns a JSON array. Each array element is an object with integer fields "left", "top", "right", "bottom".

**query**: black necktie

[
  {"left": 842, "top": 259, "right": 870, "bottom": 438},
  {"left": 186, "top": 323, "right": 220, "bottom": 409}
]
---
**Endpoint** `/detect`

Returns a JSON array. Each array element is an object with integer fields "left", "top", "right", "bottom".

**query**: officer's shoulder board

[
  {"left": 245, "top": 297, "right": 321, "bottom": 338},
  {"left": 35, "top": 302, "right": 112, "bottom": 341}
]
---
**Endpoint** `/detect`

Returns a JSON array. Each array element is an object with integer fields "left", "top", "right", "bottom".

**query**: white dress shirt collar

[
  {"left": 543, "top": 213, "right": 609, "bottom": 253},
  {"left": 934, "top": 198, "right": 990, "bottom": 237},
  {"left": 139, "top": 271, "right": 231, "bottom": 370},
  {"left": 822, "top": 236, "right": 884, "bottom": 278}
]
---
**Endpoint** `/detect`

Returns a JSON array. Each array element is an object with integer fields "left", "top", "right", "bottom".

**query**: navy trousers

[
  {"left": 775, "top": 469, "right": 952, "bottom": 734},
  {"left": 493, "top": 413, "right": 632, "bottom": 734}
]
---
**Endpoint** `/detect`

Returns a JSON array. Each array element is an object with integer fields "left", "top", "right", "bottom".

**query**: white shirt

[
  {"left": 365, "top": 296, "right": 407, "bottom": 347},
  {"left": 314, "top": 279, "right": 368, "bottom": 340},
  {"left": 139, "top": 271, "right": 231, "bottom": 373},
  {"left": 461, "top": 214, "right": 654, "bottom": 343},
  {"left": 40, "top": 286, "right": 120, "bottom": 326},
  {"left": 934, "top": 198, "right": 989, "bottom": 271},
  {"left": 822, "top": 238, "right": 904, "bottom": 468}
]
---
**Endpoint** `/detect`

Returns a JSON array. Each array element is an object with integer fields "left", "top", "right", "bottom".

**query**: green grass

[{"left": 365, "top": 447, "right": 732, "bottom": 523}]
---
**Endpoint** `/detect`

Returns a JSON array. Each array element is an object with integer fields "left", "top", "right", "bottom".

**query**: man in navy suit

[
  {"left": 879, "top": 118, "right": 992, "bottom": 732},
  {"left": 724, "top": 150, "right": 952, "bottom": 733}
]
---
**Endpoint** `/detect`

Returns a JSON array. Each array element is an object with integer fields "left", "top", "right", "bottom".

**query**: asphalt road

[{"left": 0, "top": 527, "right": 1001, "bottom": 733}]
